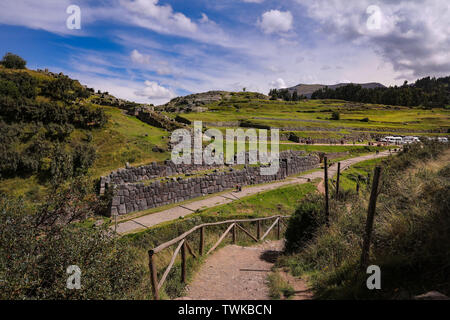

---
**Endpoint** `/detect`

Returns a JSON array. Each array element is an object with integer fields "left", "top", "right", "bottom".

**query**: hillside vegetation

[
  {"left": 0, "top": 56, "right": 169, "bottom": 199},
  {"left": 279, "top": 141, "right": 450, "bottom": 299},
  {"left": 0, "top": 65, "right": 106, "bottom": 184},
  {"left": 311, "top": 76, "right": 450, "bottom": 108}
]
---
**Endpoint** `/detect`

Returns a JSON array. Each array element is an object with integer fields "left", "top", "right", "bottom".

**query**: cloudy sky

[{"left": 0, "top": 0, "right": 449, "bottom": 104}]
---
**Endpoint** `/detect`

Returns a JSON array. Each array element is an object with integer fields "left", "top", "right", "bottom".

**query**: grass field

[
  {"left": 175, "top": 95, "right": 450, "bottom": 134},
  {"left": 89, "top": 106, "right": 169, "bottom": 177},
  {"left": 338, "top": 157, "right": 386, "bottom": 191}
]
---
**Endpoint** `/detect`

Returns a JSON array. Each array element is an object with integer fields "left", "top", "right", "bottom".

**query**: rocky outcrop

[
  {"left": 136, "top": 109, "right": 186, "bottom": 131},
  {"left": 90, "top": 93, "right": 152, "bottom": 110},
  {"left": 156, "top": 91, "right": 269, "bottom": 113},
  {"left": 156, "top": 91, "right": 231, "bottom": 113}
]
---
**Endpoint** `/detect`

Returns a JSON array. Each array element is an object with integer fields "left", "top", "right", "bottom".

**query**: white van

[
  {"left": 386, "top": 136, "right": 403, "bottom": 144},
  {"left": 403, "top": 136, "right": 420, "bottom": 144}
]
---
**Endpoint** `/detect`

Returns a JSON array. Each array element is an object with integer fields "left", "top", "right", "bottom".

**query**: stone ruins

[{"left": 101, "top": 151, "right": 320, "bottom": 216}]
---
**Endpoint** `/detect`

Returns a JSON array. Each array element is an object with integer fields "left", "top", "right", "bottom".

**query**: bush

[
  {"left": 331, "top": 111, "right": 340, "bottom": 120},
  {"left": 279, "top": 142, "right": 450, "bottom": 299},
  {"left": 1, "top": 52, "right": 26, "bottom": 69},
  {"left": 284, "top": 194, "right": 326, "bottom": 253},
  {"left": 0, "top": 179, "right": 145, "bottom": 299}
]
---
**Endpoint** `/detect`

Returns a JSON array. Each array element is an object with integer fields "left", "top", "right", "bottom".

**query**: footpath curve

[{"left": 116, "top": 150, "right": 393, "bottom": 234}]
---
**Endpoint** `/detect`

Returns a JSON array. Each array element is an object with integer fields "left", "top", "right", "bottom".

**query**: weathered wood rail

[{"left": 148, "top": 215, "right": 289, "bottom": 300}]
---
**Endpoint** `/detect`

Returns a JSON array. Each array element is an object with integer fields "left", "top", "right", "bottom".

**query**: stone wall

[
  {"left": 105, "top": 151, "right": 320, "bottom": 216},
  {"left": 100, "top": 160, "right": 222, "bottom": 194}
]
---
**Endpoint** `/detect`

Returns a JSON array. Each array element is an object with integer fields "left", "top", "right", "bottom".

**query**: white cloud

[
  {"left": 0, "top": 0, "right": 82, "bottom": 34},
  {"left": 258, "top": 10, "right": 293, "bottom": 34},
  {"left": 242, "top": 0, "right": 265, "bottom": 3},
  {"left": 270, "top": 78, "right": 287, "bottom": 89},
  {"left": 297, "top": 0, "right": 450, "bottom": 78},
  {"left": 135, "top": 80, "right": 175, "bottom": 100},
  {"left": 130, "top": 49, "right": 151, "bottom": 64},
  {"left": 199, "top": 13, "right": 209, "bottom": 23},
  {"left": 120, "top": 0, "right": 197, "bottom": 34},
  {"left": 4, "top": 0, "right": 447, "bottom": 101}
]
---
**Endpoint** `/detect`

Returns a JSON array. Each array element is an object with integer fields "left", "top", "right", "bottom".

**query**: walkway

[{"left": 180, "top": 241, "right": 285, "bottom": 300}]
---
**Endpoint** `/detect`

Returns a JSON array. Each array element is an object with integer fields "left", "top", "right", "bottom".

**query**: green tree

[
  {"left": 1, "top": 52, "right": 27, "bottom": 69},
  {"left": 331, "top": 111, "right": 340, "bottom": 120},
  {"left": 0, "top": 178, "right": 144, "bottom": 299}
]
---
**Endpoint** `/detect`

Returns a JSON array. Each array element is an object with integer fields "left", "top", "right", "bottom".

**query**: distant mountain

[{"left": 287, "top": 82, "right": 386, "bottom": 98}]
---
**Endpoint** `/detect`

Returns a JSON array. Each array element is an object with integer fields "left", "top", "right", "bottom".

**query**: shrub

[
  {"left": 331, "top": 111, "right": 340, "bottom": 120},
  {"left": 279, "top": 142, "right": 450, "bottom": 299},
  {"left": 0, "top": 179, "right": 145, "bottom": 299},
  {"left": 284, "top": 194, "right": 326, "bottom": 253},
  {"left": 1, "top": 52, "right": 26, "bottom": 69}
]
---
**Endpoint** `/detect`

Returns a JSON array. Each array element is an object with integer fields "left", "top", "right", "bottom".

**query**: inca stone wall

[
  {"left": 99, "top": 160, "right": 222, "bottom": 194},
  {"left": 104, "top": 151, "right": 320, "bottom": 216}
]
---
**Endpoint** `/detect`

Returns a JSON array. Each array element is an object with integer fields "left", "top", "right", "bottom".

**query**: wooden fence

[{"left": 148, "top": 215, "right": 289, "bottom": 300}]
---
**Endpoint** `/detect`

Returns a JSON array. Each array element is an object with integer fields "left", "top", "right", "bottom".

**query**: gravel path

[
  {"left": 180, "top": 241, "right": 285, "bottom": 300},
  {"left": 116, "top": 150, "right": 394, "bottom": 234}
]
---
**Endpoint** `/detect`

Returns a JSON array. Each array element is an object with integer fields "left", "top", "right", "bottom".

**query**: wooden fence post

[
  {"left": 232, "top": 223, "right": 236, "bottom": 244},
  {"left": 360, "top": 166, "right": 382, "bottom": 271},
  {"left": 257, "top": 220, "right": 261, "bottom": 240},
  {"left": 277, "top": 218, "right": 281, "bottom": 240},
  {"left": 148, "top": 250, "right": 159, "bottom": 300},
  {"left": 336, "top": 162, "right": 341, "bottom": 200},
  {"left": 199, "top": 226, "right": 204, "bottom": 256},
  {"left": 181, "top": 241, "right": 187, "bottom": 283},
  {"left": 324, "top": 157, "right": 329, "bottom": 224}
]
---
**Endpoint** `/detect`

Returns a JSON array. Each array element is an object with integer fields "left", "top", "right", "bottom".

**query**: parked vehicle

[
  {"left": 403, "top": 136, "right": 420, "bottom": 144},
  {"left": 386, "top": 136, "right": 403, "bottom": 144}
]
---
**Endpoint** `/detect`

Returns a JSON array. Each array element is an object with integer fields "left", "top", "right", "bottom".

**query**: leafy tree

[
  {"left": 311, "top": 75, "right": 450, "bottom": 108},
  {"left": 1, "top": 52, "right": 27, "bottom": 69},
  {"left": 331, "top": 111, "right": 340, "bottom": 120},
  {"left": 0, "top": 66, "right": 104, "bottom": 181},
  {"left": 0, "top": 179, "right": 144, "bottom": 299}
]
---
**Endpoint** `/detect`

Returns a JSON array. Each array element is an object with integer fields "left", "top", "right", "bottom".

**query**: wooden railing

[{"left": 148, "top": 215, "right": 289, "bottom": 300}]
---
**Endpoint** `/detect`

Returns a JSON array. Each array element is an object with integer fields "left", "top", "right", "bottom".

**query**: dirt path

[
  {"left": 116, "top": 150, "right": 394, "bottom": 234},
  {"left": 180, "top": 240, "right": 287, "bottom": 300},
  {"left": 277, "top": 270, "right": 314, "bottom": 300}
]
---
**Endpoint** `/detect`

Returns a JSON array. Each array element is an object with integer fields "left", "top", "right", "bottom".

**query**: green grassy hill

[
  {"left": 174, "top": 96, "right": 449, "bottom": 135},
  {"left": 0, "top": 66, "right": 169, "bottom": 199},
  {"left": 2, "top": 62, "right": 449, "bottom": 202},
  {"left": 278, "top": 142, "right": 450, "bottom": 299}
]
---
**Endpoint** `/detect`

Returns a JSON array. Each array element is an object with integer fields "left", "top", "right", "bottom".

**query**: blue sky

[{"left": 1, "top": 0, "right": 449, "bottom": 104}]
